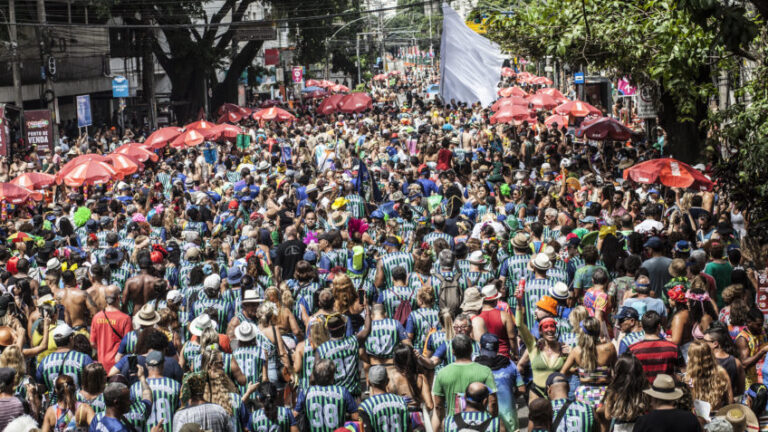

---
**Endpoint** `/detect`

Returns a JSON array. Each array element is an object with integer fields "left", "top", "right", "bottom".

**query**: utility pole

[
  {"left": 37, "top": 0, "right": 58, "bottom": 144},
  {"left": 141, "top": 17, "right": 157, "bottom": 128},
  {"left": 427, "top": 1, "right": 433, "bottom": 67},
  {"left": 9, "top": 0, "right": 23, "bottom": 108},
  {"left": 355, "top": 34, "right": 361, "bottom": 84}
]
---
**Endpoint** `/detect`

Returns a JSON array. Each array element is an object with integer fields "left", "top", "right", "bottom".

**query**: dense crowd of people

[{"left": 0, "top": 67, "right": 763, "bottom": 432}]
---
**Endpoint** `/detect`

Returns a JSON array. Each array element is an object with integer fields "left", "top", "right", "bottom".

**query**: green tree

[{"left": 485, "top": 0, "right": 756, "bottom": 162}]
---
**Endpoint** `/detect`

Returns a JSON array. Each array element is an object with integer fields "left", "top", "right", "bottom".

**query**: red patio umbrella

[
  {"left": 0, "top": 183, "right": 42, "bottom": 203},
  {"left": 217, "top": 111, "right": 242, "bottom": 123},
  {"left": 318, "top": 80, "right": 335, "bottom": 88},
  {"left": 490, "top": 105, "right": 532, "bottom": 124},
  {"left": 318, "top": 94, "right": 345, "bottom": 116},
  {"left": 306, "top": 79, "right": 323, "bottom": 87},
  {"left": 530, "top": 76, "right": 554, "bottom": 86},
  {"left": 144, "top": 127, "right": 183, "bottom": 150},
  {"left": 170, "top": 129, "right": 206, "bottom": 148},
  {"left": 373, "top": 74, "right": 388, "bottom": 81},
  {"left": 184, "top": 119, "right": 220, "bottom": 140},
  {"left": 544, "top": 114, "right": 570, "bottom": 128},
  {"left": 115, "top": 143, "right": 159, "bottom": 162},
  {"left": 501, "top": 67, "right": 516, "bottom": 77},
  {"left": 106, "top": 153, "right": 142, "bottom": 175},
  {"left": 338, "top": 93, "right": 373, "bottom": 113},
  {"left": 214, "top": 123, "right": 242, "bottom": 140},
  {"left": 527, "top": 93, "right": 559, "bottom": 110},
  {"left": 516, "top": 71, "right": 532, "bottom": 81},
  {"left": 388, "top": 70, "right": 402, "bottom": 76},
  {"left": 330, "top": 84, "right": 350, "bottom": 93},
  {"left": 10, "top": 172, "right": 56, "bottom": 190},
  {"left": 576, "top": 117, "right": 633, "bottom": 141},
  {"left": 217, "top": 103, "right": 241, "bottom": 115},
  {"left": 554, "top": 100, "right": 602, "bottom": 117},
  {"left": 623, "top": 158, "right": 714, "bottom": 191},
  {"left": 537, "top": 87, "right": 569, "bottom": 102},
  {"left": 58, "top": 160, "right": 121, "bottom": 186},
  {"left": 491, "top": 97, "right": 528, "bottom": 112},
  {"left": 498, "top": 86, "right": 528, "bottom": 98},
  {"left": 58, "top": 154, "right": 111, "bottom": 178},
  {"left": 303, "top": 90, "right": 327, "bottom": 99},
  {"left": 252, "top": 107, "right": 296, "bottom": 122}
]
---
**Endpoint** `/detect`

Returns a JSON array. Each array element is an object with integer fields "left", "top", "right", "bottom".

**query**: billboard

[{"left": 24, "top": 110, "right": 54, "bottom": 154}]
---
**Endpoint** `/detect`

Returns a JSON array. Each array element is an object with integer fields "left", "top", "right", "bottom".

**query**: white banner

[{"left": 439, "top": 2, "right": 504, "bottom": 107}]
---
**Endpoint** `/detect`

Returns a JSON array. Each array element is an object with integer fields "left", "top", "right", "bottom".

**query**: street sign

[
  {"left": 76, "top": 95, "right": 92, "bottom": 127},
  {"left": 112, "top": 75, "right": 130, "bottom": 98},
  {"left": 292, "top": 67, "right": 303, "bottom": 83},
  {"left": 574, "top": 72, "right": 584, "bottom": 84},
  {"left": 637, "top": 84, "right": 657, "bottom": 119},
  {"left": 234, "top": 23, "right": 276, "bottom": 41},
  {"left": 265, "top": 49, "right": 279, "bottom": 66},
  {"left": 275, "top": 68, "right": 284, "bottom": 83}
]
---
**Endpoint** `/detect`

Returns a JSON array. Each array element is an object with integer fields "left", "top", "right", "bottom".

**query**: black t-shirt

[
  {"left": 275, "top": 239, "right": 306, "bottom": 280},
  {"left": 277, "top": 208, "right": 295, "bottom": 231},
  {"left": 633, "top": 408, "right": 702, "bottom": 432}
]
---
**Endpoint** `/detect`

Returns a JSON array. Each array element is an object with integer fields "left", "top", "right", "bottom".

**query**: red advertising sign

[
  {"left": 757, "top": 270, "right": 768, "bottom": 319},
  {"left": 0, "top": 106, "right": 7, "bottom": 157},
  {"left": 24, "top": 110, "right": 54, "bottom": 154},
  {"left": 265, "top": 49, "right": 279, "bottom": 66},
  {"left": 292, "top": 66, "right": 303, "bottom": 83}
]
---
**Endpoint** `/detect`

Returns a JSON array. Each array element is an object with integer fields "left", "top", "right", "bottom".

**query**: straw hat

[
  {"left": 460, "top": 287, "right": 484, "bottom": 313},
  {"left": 642, "top": 374, "right": 683, "bottom": 401},
  {"left": 716, "top": 404, "right": 759, "bottom": 432},
  {"left": 133, "top": 304, "right": 161, "bottom": 327},
  {"left": 532, "top": 253, "right": 552, "bottom": 271}
]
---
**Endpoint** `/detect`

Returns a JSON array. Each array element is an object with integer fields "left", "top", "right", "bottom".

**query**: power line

[{"left": 0, "top": 1, "right": 436, "bottom": 28}]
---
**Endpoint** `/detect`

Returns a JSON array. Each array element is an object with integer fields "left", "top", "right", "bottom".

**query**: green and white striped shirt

[
  {"left": 358, "top": 393, "right": 409, "bottom": 432},
  {"left": 551, "top": 398, "right": 595, "bottom": 432},
  {"left": 317, "top": 336, "right": 361, "bottom": 395},
  {"left": 380, "top": 252, "right": 414, "bottom": 289}
]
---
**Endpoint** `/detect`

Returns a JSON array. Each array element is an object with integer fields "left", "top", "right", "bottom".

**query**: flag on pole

[
  {"left": 439, "top": 2, "right": 504, "bottom": 106},
  {"left": 357, "top": 160, "right": 382, "bottom": 203}
]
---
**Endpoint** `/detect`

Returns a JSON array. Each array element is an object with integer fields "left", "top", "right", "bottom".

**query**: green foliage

[{"left": 707, "top": 37, "right": 768, "bottom": 223}]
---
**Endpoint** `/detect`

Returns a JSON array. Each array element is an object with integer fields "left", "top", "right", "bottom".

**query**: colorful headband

[
  {"left": 685, "top": 291, "right": 710, "bottom": 303},
  {"left": 539, "top": 317, "right": 557, "bottom": 329},
  {"left": 579, "top": 321, "right": 598, "bottom": 336}
]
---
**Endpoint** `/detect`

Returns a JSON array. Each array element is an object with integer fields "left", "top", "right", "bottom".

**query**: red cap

[
  {"left": 150, "top": 251, "right": 163, "bottom": 264},
  {"left": 228, "top": 200, "right": 239, "bottom": 210}
]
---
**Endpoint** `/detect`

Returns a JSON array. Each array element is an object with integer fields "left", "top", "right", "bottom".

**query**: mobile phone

[
  {"left": 358, "top": 289, "right": 365, "bottom": 305},
  {"left": 127, "top": 355, "right": 138, "bottom": 375}
]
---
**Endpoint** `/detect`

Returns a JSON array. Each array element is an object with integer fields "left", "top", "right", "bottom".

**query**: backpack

[
  {"left": 453, "top": 413, "right": 495, "bottom": 432},
  {"left": 437, "top": 271, "right": 463, "bottom": 318}
]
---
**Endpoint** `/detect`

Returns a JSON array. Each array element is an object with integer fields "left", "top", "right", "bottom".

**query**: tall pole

[
  {"left": 356, "top": 34, "right": 361, "bottom": 84},
  {"left": 325, "top": 38, "right": 329, "bottom": 80},
  {"left": 428, "top": 1, "right": 433, "bottom": 67},
  {"left": 9, "top": 0, "right": 23, "bottom": 108},
  {"left": 37, "top": 0, "right": 58, "bottom": 144}
]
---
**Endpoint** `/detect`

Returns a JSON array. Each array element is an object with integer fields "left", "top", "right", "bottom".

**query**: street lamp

[{"left": 325, "top": 16, "right": 370, "bottom": 80}]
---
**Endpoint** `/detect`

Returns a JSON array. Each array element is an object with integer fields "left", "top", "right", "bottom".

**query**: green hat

[
  {"left": 505, "top": 216, "right": 519, "bottom": 232},
  {"left": 572, "top": 227, "right": 589, "bottom": 239}
]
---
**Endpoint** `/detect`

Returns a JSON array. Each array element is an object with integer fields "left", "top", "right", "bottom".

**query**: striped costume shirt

[
  {"left": 521, "top": 277, "right": 557, "bottom": 329},
  {"left": 345, "top": 194, "right": 366, "bottom": 219},
  {"left": 551, "top": 398, "right": 595, "bottom": 432},
  {"left": 93, "top": 399, "right": 151, "bottom": 432},
  {"left": 500, "top": 254, "right": 532, "bottom": 288},
  {"left": 456, "top": 259, "right": 471, "bottom": 276},
  {"left": 296, "top": 385, "right": 357, "bottom": 432},
  {"left": 542, "top": 226, "right": 561, "bottom": 242},
  {"left": 234, "top": 345, "right": 267, "bottom": 396},
  {"left": 629, "top": 339, "right": 684, "bottom": 384},
  {"left": 430, "top": 271, "right": 468, "bottom": 300},
  {"left": 380, "top": 252, "right": 414, "bottom": 289},
  {"left": 77, "top": 392, "right": 105, "bottom": 414},
  {"left": 317, "top": 336, "right": 361, "bottom": 395},
  {"left": 118, "top": 330, "right": 139, "bottom": 355},
  {"left": 298, "top": 347, "right": 315, "bottom": 391},
  {"left": 406, "top": 307, "right": 440, "bottom": 352},
  {"left": 130, "top": 377, "right": 181, "bottom": 432},
  {"left": 191, "top": 296, "right": 234, "bottom": 334},
  {"left": 365, "top": 318, "right": 407, "bottom": 359},
  {"left": 377, "top": 285, "right": 415, "bottom": 318},
  {"left": 423, "top": 232, "right": 454, "bottom": 248},
  {"left": 443, "top": 411, "right": 500, "bottom": 432},
  {"left": 465, "top": 271, "right": 493, "bottom": 289},
  {"left": 36, "top": 350, "right": 93, "bottom": 399},
  {"left": 358, "top": 393, "right": 409, "bottom": 432},
  {"left": 619, "top": 331, "right": 646, "bottom": 355},
  {"left": 248, "top": 406, "right": 296, "bottom": 432}
]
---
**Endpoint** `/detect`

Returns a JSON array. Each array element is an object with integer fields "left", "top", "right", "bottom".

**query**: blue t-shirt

[
  {"left": 113, "top": 355, "right": 184, "bottom": 385},
  {"left": 89, "top": 400, "right": 151, "bottom": 432}
]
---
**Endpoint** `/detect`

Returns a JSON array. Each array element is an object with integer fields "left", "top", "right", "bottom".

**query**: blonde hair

[
  {"left": 309, "top": 321, "right": 330, "bottom": 349},
  {"left": 686, "top": 340, "right": 729, "bottom": 409},
  {"left": 568, "top": 306, "right": 588, "bottom": 331},
  {"left": 577, "top": 317, "right": 600, "bottom": 371},
  {"left": 0, "top": 345, "right": 25, "bottom": 387},
  {"left": 416, "top": 285, "right": 435, "bottom": 307},
  {"left": 199, "top": 348, "right": 237, "bottom": 413}
]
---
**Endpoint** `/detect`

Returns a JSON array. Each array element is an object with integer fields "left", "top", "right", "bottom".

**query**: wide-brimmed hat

[
  {"left": 549, "top": 282, "right": 569, "bottom": 301},
  {"left": 536, "top": 296, "right": 558, "bottom": 316},
  {"left": 330, "top": 210, "right": 349, "bottom": 228},
  {"left": 716, "top": 403, "right": 759, "bottom": 432},
  {"left": 643, "top": 374, "right": 683, "bottom": 401},
  {"left": 189, "top": 314, "right": 217, "bottom": 337},
  {"left": 242, "top": 289, "right": 263, "bottom": 304},
  {"left": 481, "top": 284, "right": 502, "bottom": 301},
  {"left": 133, "top": 304, "right": 161, "bottom": 327},
  {"left": 105, "top": 248, "right": 124, "bottom": 265},
  {"left": 461, "top": 287, "right": 484, "bottom": 312},
  {"left": 256, "top": 161, "right": 270, "bottom": 171},
  {"left": 234, "top": 321, "right": 258, "bottom": 342},
  {"left": 511, "top": 232, "right": 529, "bottom": 249},
  {"left": 532, "top": 253, "right": 552, "bottom": 271},
  {"left": 468, "top": 250, "right": 487, "bottom": 265}
]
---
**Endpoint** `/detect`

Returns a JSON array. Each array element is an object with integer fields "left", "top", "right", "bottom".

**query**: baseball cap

[
  {"left": 546, "top": 372, "right": 569, "bottom": 388},
  {"left": 616, "top": 306, "right": 640, "bottom": 322},
  {"left": 643, "top": 236, "right": 663, "bottom": 249},
  {"left": 479, "top": 333, "right": 499, "bottom": 357},
  {"left": 52, "top": 323, "right": 74, "bottom": 339},
  {"left": 146, "top": 350, "right": 165, "bottom": 367}
]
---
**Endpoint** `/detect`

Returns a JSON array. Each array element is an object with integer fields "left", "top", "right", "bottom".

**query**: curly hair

[
  {"left": 199, "top": 348, "right": 238, "bottom": 413},
  {"left": 416, "top": 284, "right": 435, "bottom": 308},
  {"left": 686, "top": 340, "right": 730, "bottom": 409},
  {"left": 722, "top": 283, "right": 744, "bottom": 306},
  {"left": 413, "top": 250, "right": 433, "bottom": 275},
  {"left": 0, "top": 345, "right": 25, "bottom": 387},
  {"left": 331, "top": 274, "right": 356, "bottom": 314}
]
